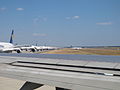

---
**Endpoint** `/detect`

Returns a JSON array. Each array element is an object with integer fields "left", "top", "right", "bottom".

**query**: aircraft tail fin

[{"left": 9, "top": 30, "right": 14, "bottom": 44}]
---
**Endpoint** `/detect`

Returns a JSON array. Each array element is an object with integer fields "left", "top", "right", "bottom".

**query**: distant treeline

[{"left": 65, "top": 46, "right": 120, "bottom": 48}]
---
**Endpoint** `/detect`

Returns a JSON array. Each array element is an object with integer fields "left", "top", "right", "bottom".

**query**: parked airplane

[
  {"left": 0, "top": 30, "right": 21, "bottom": 53},
  {"left": 18, "top": 45, "right": 36, "bottom": 52},
  {"left": 0, "top": 30, "right": 59, "bottom": 53},
  {"left": 71, "top": 47, "right": 82, "bottom": 50},
  {"left": 16, "top": 42, "right": 59, "bottom": 52},
  {"left": 32, "top": 45, "right": 59, "bottom": 51}
]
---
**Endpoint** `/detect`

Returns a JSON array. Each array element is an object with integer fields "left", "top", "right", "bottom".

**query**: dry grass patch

[{"left": 41, "top": 48, "right": 120, "bottom": 56}]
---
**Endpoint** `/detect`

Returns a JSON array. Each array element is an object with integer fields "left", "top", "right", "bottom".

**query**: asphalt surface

[{"left": 0, "top": 53, "right": 120, "bottom": 62}]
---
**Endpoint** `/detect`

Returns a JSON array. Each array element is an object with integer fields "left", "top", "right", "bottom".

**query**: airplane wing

[{"left": 0, "top": 54, "right": 120, "bottom": 90}]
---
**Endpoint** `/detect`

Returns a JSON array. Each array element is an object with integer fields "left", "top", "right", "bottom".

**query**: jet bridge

[{"left": 0, "top": 55, "right": 120, "bottom": 90}]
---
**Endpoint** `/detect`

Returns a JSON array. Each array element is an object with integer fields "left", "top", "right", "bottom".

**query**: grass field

[{"left": 41, "top": 48, "right": 120, "bottom": 56}]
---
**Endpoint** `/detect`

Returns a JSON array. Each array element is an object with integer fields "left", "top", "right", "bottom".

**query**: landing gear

[{"left": 16, "top": 50, "right": 21, "bottom": 53}]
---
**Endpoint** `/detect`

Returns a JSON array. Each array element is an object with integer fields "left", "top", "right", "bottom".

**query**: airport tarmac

[{"left": 0, "top": 76, "right": 55, "bottom": 90}]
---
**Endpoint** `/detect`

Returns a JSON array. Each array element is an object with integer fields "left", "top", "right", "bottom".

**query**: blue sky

[{"left": 0, "top": 0, "right": 120, "bottom": 46}]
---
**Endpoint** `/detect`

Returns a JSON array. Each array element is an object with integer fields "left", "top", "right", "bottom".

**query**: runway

[{"left": 0, "top": 53, "right": 120, "bottom": 62}]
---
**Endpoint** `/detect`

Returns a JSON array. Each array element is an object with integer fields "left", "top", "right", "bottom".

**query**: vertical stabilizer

[{"left": 9, "top": 30, "right": 14, "bottom": 44}]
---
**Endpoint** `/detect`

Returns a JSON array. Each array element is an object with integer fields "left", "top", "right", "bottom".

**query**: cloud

[
  {"left": 0, "top": 7, "right": 6, "bottom": 11},
  {"left": 33, "top": 17, "right": 47, "bottom": 23},
  {"left": 33, "top": 33, "right": 47, "bottom": 37},
  {"left": 65, "top": 17, "right": 71, "bottom": 20},
  {"left": 72, "top": 16, "right": 80, "bottom": 19},
  {"left": 66, "top": 16, "right": 80, "bottom": 20},
  {"left": 16, "top": 8, "right": 24, "bottom": 11},
  {"left": 96, "top": 22, "right": 112, "bottom": 25},
  {"left": 33, "top": 18, "right": 40, "bottom": 23}
]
